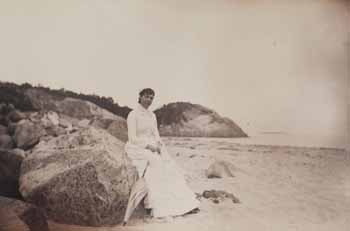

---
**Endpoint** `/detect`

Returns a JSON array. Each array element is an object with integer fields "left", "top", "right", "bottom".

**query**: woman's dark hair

[{"left": 138, "top": 88, "right": 155, "bottom": 103}]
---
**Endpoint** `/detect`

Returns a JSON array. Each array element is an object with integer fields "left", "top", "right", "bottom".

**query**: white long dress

[{"left": 125, "top": 104, "right": 199, "bottom": 218}]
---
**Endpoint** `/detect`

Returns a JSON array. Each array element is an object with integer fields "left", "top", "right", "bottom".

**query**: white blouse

[{"left": 126, "top": 104, "right": 162, "bottom": 149}]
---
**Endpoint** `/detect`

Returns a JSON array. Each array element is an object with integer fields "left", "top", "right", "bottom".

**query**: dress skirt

[{"left": 125, "top": 143, "right": 199, "bottom": 218}]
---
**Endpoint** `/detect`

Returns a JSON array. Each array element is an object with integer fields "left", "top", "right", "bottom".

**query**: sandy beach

[{"left": 48, "top": 137, "right": 350, "bottom": 231}]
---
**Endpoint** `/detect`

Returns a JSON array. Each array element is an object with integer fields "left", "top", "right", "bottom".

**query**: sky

[{"left": 0, "top": 0, "right": 349, "bottom": 148}]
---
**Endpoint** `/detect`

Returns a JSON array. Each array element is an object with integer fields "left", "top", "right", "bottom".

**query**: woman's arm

[{"left": 152, "top": 113, "right": 163, "bottom": 147}]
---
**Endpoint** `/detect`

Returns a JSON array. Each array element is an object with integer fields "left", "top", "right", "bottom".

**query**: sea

[{"left": 170, "top": 133, "right": 349, "bottom": 150}]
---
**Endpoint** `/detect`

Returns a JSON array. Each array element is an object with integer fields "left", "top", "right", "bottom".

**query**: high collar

[{"left": 137, "top": 103, "right": 150, "bottom": 113}]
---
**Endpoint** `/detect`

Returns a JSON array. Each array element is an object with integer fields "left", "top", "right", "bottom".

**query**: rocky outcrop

[
  {"left": 19, "top": 127, "right": 139, "bottom": 226},
  {"left": 155, "top": 102, "right": 248, "bottom": 138},
  {"left": 0, "top": 196, "right": 49, "bottom": 231}
]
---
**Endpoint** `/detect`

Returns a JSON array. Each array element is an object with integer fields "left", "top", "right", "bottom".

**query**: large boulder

[
  {"left": 0, "top": 196, "right": 49, "bottom": 231},
  {"left": 0, "top": 148, "right": 25, "bottom": 198},
  {"left": 13, "top": 120, "right": 46, "bottom": 150},
  {"left": 19, "top": 127, "right": 139, "bottom": 226}
]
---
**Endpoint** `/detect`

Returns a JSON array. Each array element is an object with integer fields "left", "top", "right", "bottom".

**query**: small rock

[{"left": 206, "top": 160, "right": 237, "bottom": 178}]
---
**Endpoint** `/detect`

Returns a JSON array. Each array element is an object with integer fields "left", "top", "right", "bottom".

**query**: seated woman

[{"left": 125, "top": 88, "right": 199, "bottom": 218}]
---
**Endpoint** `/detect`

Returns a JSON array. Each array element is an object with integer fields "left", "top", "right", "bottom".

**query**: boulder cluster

[{"left": 0, "top": 101, "right": 139, "bottom": 229}]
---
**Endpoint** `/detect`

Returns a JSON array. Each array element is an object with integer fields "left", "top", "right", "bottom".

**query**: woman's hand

[{"left": 146, "top": 144, "right": 161, "bottom": 154}]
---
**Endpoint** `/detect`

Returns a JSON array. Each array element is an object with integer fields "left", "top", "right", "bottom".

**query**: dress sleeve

[
  {"left": 152, "top": 113, "right": 163, "bottom": 144},
  {"left": 127, "top": 110, "right": 148, "bottom": 148}
]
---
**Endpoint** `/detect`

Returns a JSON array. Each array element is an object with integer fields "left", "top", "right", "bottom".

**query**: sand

[{"left": 47, "top": 137, "right": 350, "bottom": 230}]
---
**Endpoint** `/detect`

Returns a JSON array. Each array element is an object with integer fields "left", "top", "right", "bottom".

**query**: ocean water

[
  {"left": 229, "top": 133, "right": 348, "bottom": 149},
  {"left": 169, "top": 133, "right": 348, "bottom": 150}
]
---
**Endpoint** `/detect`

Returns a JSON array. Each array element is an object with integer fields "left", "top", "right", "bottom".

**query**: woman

[{"left": 125, "top": 88, "right": 199, "bottom": 218}]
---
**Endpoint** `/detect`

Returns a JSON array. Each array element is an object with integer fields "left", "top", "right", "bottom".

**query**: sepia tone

[{"left": 0, "top": 0, "right": 349, "bottom": 230}]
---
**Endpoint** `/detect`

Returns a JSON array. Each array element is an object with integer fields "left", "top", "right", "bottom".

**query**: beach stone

[
  {"left": 13, "top": 120, "right": 46, "bottom": 150},
  {"left": 19, "top": 127, "right": 139, "bottom": 226},
  {"left": 0, "top": 148, "right": 25, "bottom": 198},
  {"left": 0, "top": 134, "right": 14, "bottom": 149},
  {"left": 0, "top": 196, "right": 49, "bottom": 231},
  {"left": 202, "top": 190, "right": 240, "bottom": 204},
  {"left": 206, "top": 160, "right": 237, "bottom": 178}
]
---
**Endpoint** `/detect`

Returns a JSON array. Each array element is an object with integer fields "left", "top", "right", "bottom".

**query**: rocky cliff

[{"left": 155, "top": 102, "right": 247, "bottom": 138}]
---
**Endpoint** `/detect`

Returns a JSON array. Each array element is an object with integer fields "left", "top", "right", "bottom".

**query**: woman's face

[{"left": 140, "top": 93, "right": 154, "bottom": 109}]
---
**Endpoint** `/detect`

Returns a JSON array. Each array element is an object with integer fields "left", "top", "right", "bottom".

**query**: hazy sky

[{"left": 0, "top": 0, "right": 349, "bottom": 146}]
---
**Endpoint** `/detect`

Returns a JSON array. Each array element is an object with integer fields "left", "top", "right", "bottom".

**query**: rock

[
  {"left": 0, "top": 114, "right": 9, "bottom": 126},
  {"left": 46, "top": 111, "right": 59, "bottom": 126},
  {"left": 44, "top": 125, "right": 67, "bottom": 137},
  {"left": 77, "top": 118, "right": 90, "bottom": 128},
  {"left": 0, "top": 148, "right": 25, "bottom": 198},
  {"left": 13, "top": 120, "right": 46, "bottom": 150},
  {"left": 202, "top": 190, "right": 240, "bottom": 204},
  {"left": 90, "top": 117, "right": 128, "bottom": 142},
  {"left": 90, "top": 117, "right": 113, "bottom": 129},
  {"left": 0, "top": 102, "right": 6, "bottom": 113},
  {"left": 206, "top": 160, "right": 237, "bottom": 178},
  {"left": 0, "top": 196, "right": 49, "bottom": 231},
  {"left": 0, "top": 134, "right": 14, "bottom": 149},
  {"left": 7, "top": 121, "right": 17, "bottom": 135},
  {"left": 0, "top": 124, "right": 8, "bottom": 135},
  {"left": 106, "top": 119, "right": 128, "bottom": 142},
  {"left": 59, "top": 117, "right": 73, "bottom": 131},
  {"left": 19, "top": 127, "right": 139, "bottom": 226},
  {"left": 7, "top": 110, "right": 26, "bottom": 123}
]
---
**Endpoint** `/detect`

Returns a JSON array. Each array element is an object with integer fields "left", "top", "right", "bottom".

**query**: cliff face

[{"left": 155, "top": 102, "right": 248, "bottom": 138}]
